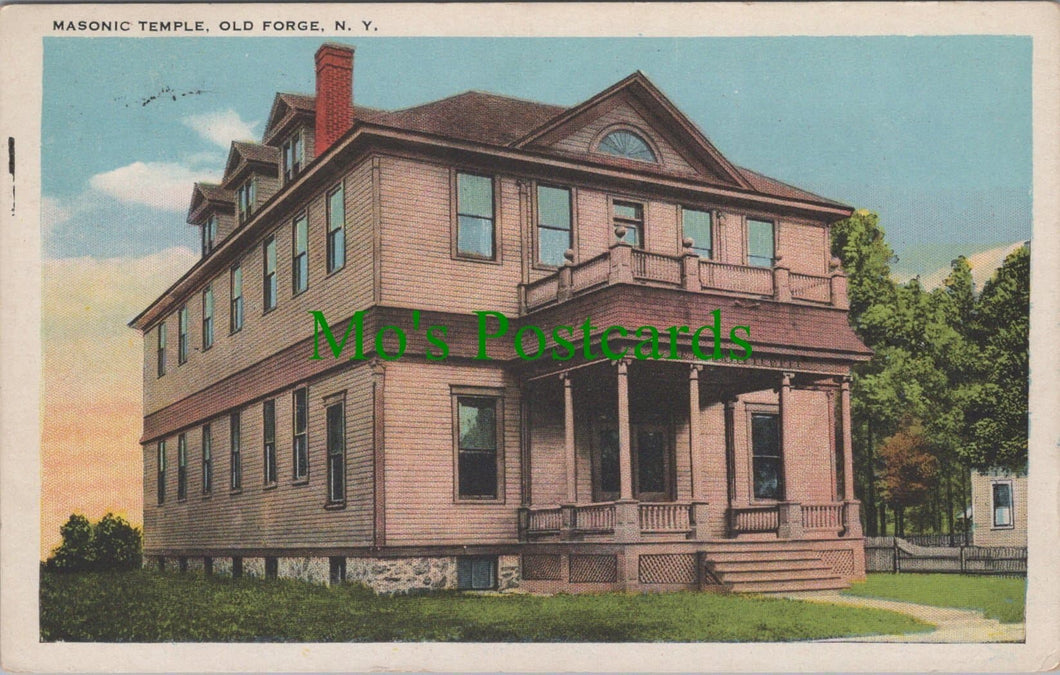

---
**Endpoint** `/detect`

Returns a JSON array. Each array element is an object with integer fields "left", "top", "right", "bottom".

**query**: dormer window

[
  {"left": 201, "top": 214, "right": 218, "bottom": 257},
  {"left": 237, "top": 178, "right": 257, "bottom": 224},
  {"left": 282, "top": 130, "right": 304, "bottom": 183},
  {"left": 597, "top": 129, "right": 657, "bottom": 163}
]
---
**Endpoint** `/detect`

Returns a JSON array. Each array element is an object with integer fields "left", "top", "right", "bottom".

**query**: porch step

[
  {"left": 710, "top": 558, "right": 832, "bottom": 574},
  {"left": 718, "top": 568, "right": 839, "bottom": 583},
  {"left": 707, "top": 549, "right": 821, "bottom": 563},
  {"left": 703, "top": 546, "right": 850, "bottom": 594},
  {"left": 725, "top": 576, "right": 848, "bottom": 594}
]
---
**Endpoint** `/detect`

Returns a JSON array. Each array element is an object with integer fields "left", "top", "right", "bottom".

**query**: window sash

[
  {"left": 230, "top": 412, "right": 242, "bottom": 490},
  {"left": 993, "top": 483, "right": 1013, "bottom": 527},
  {"left": 177, "top": 434, "right": 187, "bottom": 500},
  {"left": 230, "top": 265, "right": 244, "bottom": 332},
  {"left": 751, "top": 412, "right": 783, "bottom": 500},
  {"left": 456, "top": 173, "right": 495, "bottom": 258},
  {"left": 682, "top": 208, "right": 713, "bottom": 258},
  {"left": 202, "top": 286, "right": 214, "bottom": 349},
  {"left": 456, "top": 397, "right": 499, "bottom": 499},
  {"left": 326, "top": 403, "right": 345, "bottom": 502},
  {"left": 327, "top": 186, "right": 346, "bottom": 273},
  {"left": 202, "top": 424, "right": 212, "bottom": 494},
  {"left": 156, "top": 322, "right": 166, "bottom": 377},
  {"left": 293, "top": 388, "right": 308, "bottom": 480},
  {"left": 263, "top": 400, "right": 276, "bottom": 484},
  {"left": 613, "top": 201, "right": 644, "bottom": 249},
  {"left": 263, "top": 237, "right": 277, "bottom": 311},
  {"left": 177, "top": 306, "right": 189, "bottom": 364},
  {"left": 748, "top": 219, "right": 775, "bottom": 267},
  {"left": 537, "top": 186, "right": 572, "bottom": 266},
  {"left": 293, "top": 214, "right": 308, "bottom": 294},
  {"left": 457, "top": 557, "right": 497, "bottom": 590},
  {"left": 157, "top": 441, "right": 166, "bottom": 504}
]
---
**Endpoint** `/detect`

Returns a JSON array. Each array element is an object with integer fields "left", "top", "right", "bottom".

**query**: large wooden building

[{"left": 131, "top": 43, "right": 872, "bottom": 593}]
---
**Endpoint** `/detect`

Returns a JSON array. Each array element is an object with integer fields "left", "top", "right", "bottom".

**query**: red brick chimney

[{"left": 314, "top": 43, "right": 354, "bottom": 156}]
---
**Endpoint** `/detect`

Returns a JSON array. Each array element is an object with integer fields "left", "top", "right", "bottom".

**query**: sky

[{"left": 39, "top": 36, "right": 1033, "bottom": 556}]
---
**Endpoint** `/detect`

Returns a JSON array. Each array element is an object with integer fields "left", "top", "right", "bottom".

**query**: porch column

[
  {"left": 688, "top": 364, "right": 704, "bottom": 499},
  {"left": 616, "top": 359, "right": 633, "bottom": 501},
  {"left": 724, "top": 398, "right": 738, "bottom": 508},
  {"left": 840, "top": 376, "right": 855, "bottom": 501},
  {"left": 561, "top": 372, "right": 576, "bottom": 504},
  {"left": 779, "top": 372, "right": 795, "bottom": 500}
]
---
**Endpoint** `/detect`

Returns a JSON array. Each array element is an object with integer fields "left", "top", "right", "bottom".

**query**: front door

[{"left": 593, "top": 423, "right": 673, "bottom": 502}]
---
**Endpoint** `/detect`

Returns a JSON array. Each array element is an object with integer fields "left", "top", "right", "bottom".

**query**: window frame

[
  {"left": 747, "top": 217, "right": 777, "bottom": 268},
  {"left": 457, "top": 556, "right": 498, "bottom": 590},
  {"left": 177, "top": 433, "right": 188, "bottom": 501},
  {"left": 451, "top": 386, "right": 505, "bottom": 503},
  {"left": 681, "top": 206, "right": 714, "bottom": 259},
  {"left": 282, "top": 129, "right": 304, "bottom": 184},
  {"left": 534, "top": 183, "right": 574, "bottom": 269},
  {"left": 746, "top": 404, "right": 784, "bottom": 502},
  {"left": 609, "top": 196, "right": 646, "bottom": 249},
  {"left": 592, "top": 125, "right": 660, "bottom": 164},
  {"left": 325, "top": 394, "right": 346, "bottom": 506},
  {"left": 156, "top": 440, "right": 166, "bottom": 505},
  {"left": 177, "top": 305, "right": 189, "bottom": 365},
  {"left": 452, "top": 170, "right": 500, "bottom": 264},
  {"left": 262, "top": 234, "right": 278, "bottom": 313},
  {"left": 292, "top": 387, "right": 309, "bottom": 482},
  {"left": 201, "top": 285, "right": 214, "bottom": 350},
  {"left": 230, "top": 263, "right": 244, "bottom": 334},
  {"left": 991, "top": 480, "right": 1015, "bottom": 529},
  {"left": 202, "top": 423, "right": 212, "bottom": 495},
  {"left": 326, "top": 183, "right": 346, "bottom": 275},
  {"left": 201, "top": 214, "right": 217, "bottom": 257},
  {"left": 292, "top": 211, "right": 309, "bottom": 296},
  {"left": 237, "top": 176, "right": 257, "bottom": 224},
  {"left": 230, "top": 411, "right": 242, "bottom": 492},
  {"left": 156, "top": 321, "right": 166, "bottom": 378},
  {"left": 263, "top": 399, "right": 277, "bottom": 486}
]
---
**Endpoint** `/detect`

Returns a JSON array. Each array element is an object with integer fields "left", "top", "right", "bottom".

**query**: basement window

[{"left": 457, "top": 556, "right": 497, "bottom": 590}]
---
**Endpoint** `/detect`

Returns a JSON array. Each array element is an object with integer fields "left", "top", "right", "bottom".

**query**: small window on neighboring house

[
  {"left": 237, "top": 177, "right": 256, "bottom": 224},
  {"left": 282, "top": 131, "right": 304, "bottom": 183},
  {"left": 201, "top": 215, "right": 217, "bottom": 257},
  {"left": 326, "top": 401, "right": 345, "bottom": 503},
  {"left": 597, "top": 129, "right": 657, "bottom": 163},
  {"left": 292, "top": 212, "right": 308, "bottom": 295},
  {"left": 156, "top": 322, "right": 166, "bottom": 378},
  {"left": 293, "top": 388, "right": 308, "bottom": 480},
  {"left": 329, "top": 556, "right": 346, "bottom": 584},
  {"left": 613, "top": 201, "right": 644, "bottom": 248},
  {"left": 202, "top": 424, "right": 212, "bottom": 494},
  {"left": 265, "top": 557, "right": 278, "bottom": 579},
  {"left": 683, "top": 208, "right": 713, "bottom": 259},
  {"left": 536, "top": 185, "right": 572, "bottom": 267},
  {"left": 457, "top": 557, "right": 497, "bottom": 590},
  {"left": 992, "top": 482, "right": 1013, "bottom": 527},
  {"left": 748, "top": 219, "right": 775, "bottom": 268},
  {"left": 230, "top": 411, "right": 242, "bottom": 490},
  {"left": 157, "top": 440, "right": 166, "bottom": 505},
  {"left": 177, "top": 433, "right": 187, "bottom": 500},
  {"left": 177, "top": 306, "right": 189, "bottom": 365},
  {"left": 263, "top": 235, "right": 277, "bottom": 312},
  {"left": 456, "top": 173, "right": 495, "bottom": 260},
  {"left": 326, "top": 185, "right": 345, "bottom": 273},
  {"left": 230, "top": 264, "right": 244, "bottom": 333},
  {"left": 751, "top": 412, "right": 783, "bottom": 500},
  {"left": 455, "top": 396, "right": 500, "bottom": 500},
  {"left": 202, "top": 285, "right": 214, "bottom": 350},
  {"left": 263, "top": 399, "right": 277, "bottom": 485}
]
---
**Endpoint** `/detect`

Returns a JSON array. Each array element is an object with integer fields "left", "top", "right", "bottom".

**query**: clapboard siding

[
  {"left": 143, "top": 364, "right": 374, "bottom": 551},
  {"left": 144, "top": 158, "right": 375, "bottom": 416}
]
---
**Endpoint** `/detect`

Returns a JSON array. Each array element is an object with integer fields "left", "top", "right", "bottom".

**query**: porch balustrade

[
  {"left": 520, "top": 501, "right": 694, "bottom": 540},
  {"left": 639, "top": 502, "right": 692, "bottom": 533},
  {"left": 729, "top": 501, "right": 852, "bottom": 538},
  {"left": 520, "top": 240, "right": 846, "bottom": 312}
]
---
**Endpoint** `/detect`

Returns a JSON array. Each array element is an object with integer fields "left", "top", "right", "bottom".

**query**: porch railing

[
  {"left": 526, "top": 506, "right": 563, "bottom": 533},
  {"left": 790, "top": 272, "right": 832, "bottom": 304},
  {"left": 574, "top": 502, "right": 617, "bottom": 532},
  {"left": 729, "top": 505, "right": 780, "bottom": 534},
  {"left": 699, "top": 260, "right": 774, "bottom": 296},
  {"left": 802, "top": 502, "right": 844, "bottom": 532},
  {"left": 632, "top": 250, "right": 682, "bottom": 286},
  {"left": 521, "top": 501, "right": 693, "bottom": 539},
  {"left": 639, "top": 502, "right": 692, "bottom": 533}
]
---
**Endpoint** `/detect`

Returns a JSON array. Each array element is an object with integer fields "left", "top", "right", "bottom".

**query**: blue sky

[{"left": 42, "top": 36, "right": 1032, "bottom": 276}]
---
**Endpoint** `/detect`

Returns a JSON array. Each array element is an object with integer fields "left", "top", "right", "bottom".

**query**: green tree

[
  {"left": 47, "top": 514, "right": 94, "bottom": 572},
  {"left": 90, "top": 513, "right": 142, "bottom": 571},
  {"left": 878, "top": 420, "right": 939, "bottom": 537}
]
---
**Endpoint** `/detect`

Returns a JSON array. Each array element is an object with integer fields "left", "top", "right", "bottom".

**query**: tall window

[
  {"left": 326, "top": 185, "right": 345, "bottom": 273},
  {"left": 230, "top": 264, "right": 244, "bottom": 333},
  {"left": 282, "top": 131, "right": 304, "bottom": 183},
  {"left": 230, "top": 411, "right": 242, "bottom": 490},
  {"left": 536, "top": 185, "right": 572, "bottom": 267},
  {"left": 263, "top": 236, "right": 277, "bottom": 312},
  {"left": 326, "top": 401, "right": 345, "bottom": 503},
  {"left": 263, "top": 399, "right": 277, "bottom": 485},
  {"left": 748, "top": 219, "right": 775, "bottom": 267},
  {"left": 201, "top": 215, "right": 217, "bottom": 257},
  {"left": 156, "top": 322, "right": 166, "bottom": 377},
  {"left": 613, "top": 201, "right": 644, "bottom": 248},
  {"left": 292, "top": 212, "right": 308, "bottom": 295},
  {"left": 177, "top": 433, "right": 188, "bottom": 500},
  {"left": 456, "top": 173, "right": 495, "bottom": 259},
  {"left": 237, "top": 177, "right": 256, "bottom": 224},
  {"left": 293, "top": 388, "right": 308, "bottom": 480},
  {"left": 202, "top": 424, "right": 212, "bottom": 494},
  {"left": 597, "top": 129, "right": 657, "bottom": 162},
  {"left": 156, "top": 441, "right": 166, "bottom": 505},
  {"left": 992, "top": 482, "right": 1013, "bottom": 527},
  {"left": 751, "top": 412, "right": 783, "bottom": 500},
  {"left": 202, "top": 285, "right": 214, "bottom": 350},
  {"left": 455, "top": 396, "right": 499, "bottom": 499},
  {"left": 177, "top": 306, "right": 189, "bottom": 365},
  {"left": 682, "top": 208, "right": 713, "bottom": 258}
]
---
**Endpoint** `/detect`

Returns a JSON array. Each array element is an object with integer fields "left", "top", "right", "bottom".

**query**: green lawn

[
  {"left": 41, "top": 570, "right": 931, "bottom": 642},
  {"left": 844, "top": 574, "right": 1026, "bottom": 623}
]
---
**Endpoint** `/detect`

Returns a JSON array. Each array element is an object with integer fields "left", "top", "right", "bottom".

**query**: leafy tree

[
  {"left": 46, "top": 514, "right": 94, "bottom": 572},
  {"left": 877, "top": 420, "right": 939, "bottom": 536},
  {"left": 46, "top": 513, "right": 142, "bottom": 572}
]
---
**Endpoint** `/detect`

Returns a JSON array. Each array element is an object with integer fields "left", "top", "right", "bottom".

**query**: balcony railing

[{"left": 521, "top": 242, "right": 846, "bottom": 313}]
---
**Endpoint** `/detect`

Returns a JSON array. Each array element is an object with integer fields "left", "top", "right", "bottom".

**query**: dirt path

[{"left": 783, "top": 591, "right": 1025, "bottom": 643}]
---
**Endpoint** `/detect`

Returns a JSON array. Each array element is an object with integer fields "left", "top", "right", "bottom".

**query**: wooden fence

[{"left": 864, "top": 537, "right": 1026, "bottom": 575}]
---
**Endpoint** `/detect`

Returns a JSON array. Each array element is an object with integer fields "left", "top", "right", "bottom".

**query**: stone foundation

[
  {"left": 497, "top": 555, "right": 520, "bottom": 590},
  {"left": 242, "top": 557, "right": 265, "bottom": 579},
  {"left": 345, "top": 556, "right": 457, "bottom": 594},
  {"left": 278, "top": 557, "right": 330, "bottom": 585}
]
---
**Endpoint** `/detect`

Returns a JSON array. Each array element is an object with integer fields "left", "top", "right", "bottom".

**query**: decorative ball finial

[
  {"left": 830, "top": 256, "right": 842, "bottom": 270},
  {"left": 614, "top": 224, "right": 628, "bottom": 240},
  {"left": 682, "top": 237, "right": 695, "bottom": 250},
  {"left": 563, "top": 249, "right": 575, "bottom": 264}
]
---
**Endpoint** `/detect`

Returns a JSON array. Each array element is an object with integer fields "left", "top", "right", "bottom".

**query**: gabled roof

[
  {"left": 223, "top": 141, "right": 279, "bottom": 184},
  {"left": 513, "top": 71, "right": 753, "bottom": 190},
  {"left": 263, "top": 91, "right": 384, "bottom": 144},
  {"left": 186, "top": 182, "right": 234, "bottom": 225}
]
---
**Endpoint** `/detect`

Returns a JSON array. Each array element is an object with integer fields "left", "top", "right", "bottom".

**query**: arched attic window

[{"left": 596, "top": 128, "right": 658, "bottom": 163}]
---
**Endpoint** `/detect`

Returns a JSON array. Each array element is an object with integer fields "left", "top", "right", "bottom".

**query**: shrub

[{"left": 45, "top": 513, "right": 142, "bottom": 572}]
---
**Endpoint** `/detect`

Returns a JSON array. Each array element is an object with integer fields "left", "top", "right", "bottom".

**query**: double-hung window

[
  {"left": 230, "top": 411, "right": 242, "bottom": 490},
  {"left": 682, "top": 208, "right": 713, "bottom": 258},
  {"left": 456, "top": 173, "right": 495, "bottom": 259},
  {"left": 230, "top": 264, "right": 244, "bottom": 333},
  {"left": 326, "top": 401, "right": 345, "bottom": 503},
  {"left": 751, "top": 412, "right": 783, "bottom": 500},
  {"left": 237, "top": 178, "right": 256, "bottom": 224},
  {"left": 177, "top": 433, "right": 188, "bottom": 500},
  {"left": 201, "top": 215, "right": 217, "bottom": 257},
  {"left": 454, "top": 394, "right": 501, "bottom": 500},
  {"left": 202, "top": 424, "right": 212, "bottom": 494},
  {"left": 292, "top": 212, "right": 308, "bottom": 295},
  {"left": 156, "top": 322, "right": 166, "bottom": 377},
  {"left": 282, "top": 131, "right": 303, "bottom": 183},
  {"left": 177, "top": 306, "right": 189, "bottom": 365},
  {"left": 613, "top": 201, "right": 644, "bottom": 248},
  {"left": 992, "top": 482, "right": 1014, "bottom": 528},
  {"left": 202, "top": 285, "right": 214, "bottom": 350},
  {"left": 263, "top": 400, "right": 277, "bottom": 485},
  {"left": 748, "top": 219, "right": 775, "bottom": 268},
  {"left": 157, "top": 441, "right": 166, "bottom": 504},
  {"left": 536, "top": 185, "right": 572, "bottom": 267},
  {"left": 326, "top": 185, "right": 345, "bottom": 273},
  {"left": 293, "top": 388, "right": 308, "bottom": 480},
  {"left": 263, "top": 236, "right": 277, "bottom": 312}
]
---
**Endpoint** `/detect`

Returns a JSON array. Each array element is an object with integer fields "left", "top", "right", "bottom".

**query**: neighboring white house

[{"left": 970, "top": 469, "right": 1027, "bottom": 547}]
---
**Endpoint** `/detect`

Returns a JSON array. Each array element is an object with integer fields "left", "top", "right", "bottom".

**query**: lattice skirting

[
  {"left": 569, "top": 554, "right": 617, "bottom": 583},
  {"left": 522, "top": 554, "right": 563, "bottom": 581},
  {"left": 820, "top": 549, "right": 855, "bottom": 577},
  {"left": 638, "top": 553, "right": 697, "bottom": 584}
]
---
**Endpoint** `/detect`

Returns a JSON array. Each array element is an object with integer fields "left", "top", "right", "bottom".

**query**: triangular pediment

[
  {"left": 515, "top": 72, "right": 751, "bottom": 189},
  {"left": 263, "top": 92, "right": 315, "bottom": 145}
]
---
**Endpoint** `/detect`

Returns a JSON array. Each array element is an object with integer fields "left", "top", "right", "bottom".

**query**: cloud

[
  {"left": 88, "top": 161, "right": 219, "bottom": 212},
  {"left": 911, "top": 241, "right": 1028, "bottom": 291},
  {"left": 40, "top": 196, "right": 73, "bottom": 236},
  {"left": 182, "top": 109, "right": 259, "bottom": 148}
]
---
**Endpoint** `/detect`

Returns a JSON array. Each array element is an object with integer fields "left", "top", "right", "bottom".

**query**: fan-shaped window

[{"left": 597, "top": 129, "right": 657, "bottom": 163}]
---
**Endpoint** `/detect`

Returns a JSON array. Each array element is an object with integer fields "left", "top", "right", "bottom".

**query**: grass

[
  {"left": 41, "top": 570, "right": 931, "bottom": 642},
  {"left": 844, "top": 573, "right": 1026, "bottom": 623}
]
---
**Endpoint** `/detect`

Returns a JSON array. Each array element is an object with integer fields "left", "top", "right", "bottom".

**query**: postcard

[{"left": 1, "top": 2, "right": 1058, "bottom": 672}]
